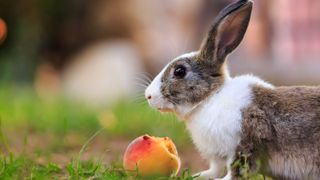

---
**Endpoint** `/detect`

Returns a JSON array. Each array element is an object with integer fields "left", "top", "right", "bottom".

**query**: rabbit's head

[{"left": 145, "top": 0, "right": 252, "bottom": 118}]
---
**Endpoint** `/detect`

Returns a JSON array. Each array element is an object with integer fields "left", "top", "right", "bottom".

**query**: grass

[
  {"left": 0, "top": 85, "right": 194, "bottom": 179},
  {"left": 0, "top": 154, "right": 197, "bottom": 179},
  {"left": 0, "top": 85, "right": 268, "bottom": 179},
  {"left": 0, "top": 85, "right": 189, "bottom": 145},
  {"left": 0, "top": 122, "right": 193, "bottom": 179}
]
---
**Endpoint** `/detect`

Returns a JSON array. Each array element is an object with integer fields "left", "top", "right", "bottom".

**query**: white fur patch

[
  {"left": 186, "top": 75, "right": 273, "bottom": 159},
  {"left": 145, "top": 62, "right": 173, "bottom": 111},
  {"left": 174, "top": 51, "right": 198, "bottom": 60}
]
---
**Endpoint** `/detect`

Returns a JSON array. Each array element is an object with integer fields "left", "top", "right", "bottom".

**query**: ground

[
  {"left": 0, "top": 85, "right": 208, "bottom": 179},
  {"left": 0, "top": 85, "right": 267, "bottom": 179}
]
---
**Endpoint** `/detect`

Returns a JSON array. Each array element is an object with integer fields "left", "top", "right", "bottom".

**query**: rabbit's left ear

[{"left": 200, "top": 0, "right": 253, "bottom": 63}]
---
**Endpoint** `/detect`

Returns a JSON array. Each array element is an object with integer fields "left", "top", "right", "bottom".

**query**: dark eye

[{"left": 174, "top": 65, "right": 186, "bottom": 78}]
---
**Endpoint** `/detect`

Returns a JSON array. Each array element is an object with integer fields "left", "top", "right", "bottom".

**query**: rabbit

[{"left": 145, "top": 0, "right": 320, "bottom": 179}]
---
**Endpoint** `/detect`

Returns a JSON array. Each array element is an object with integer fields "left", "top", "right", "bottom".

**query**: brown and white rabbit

[{"left": 145, "top": 0, "right": 320, "bottom": 179}]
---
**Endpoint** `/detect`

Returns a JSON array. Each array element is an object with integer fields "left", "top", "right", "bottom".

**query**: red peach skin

[{"left": 123, "top": 135, "right": 181, "bottom": 177}]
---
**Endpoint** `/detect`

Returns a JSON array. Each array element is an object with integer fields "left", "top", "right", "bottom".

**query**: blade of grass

[
  {"left": 76, "top": 128, "right": 105, "bottom": 173},
  {"left": 0, "top": 117, "right": 11, "bottom": 153}
]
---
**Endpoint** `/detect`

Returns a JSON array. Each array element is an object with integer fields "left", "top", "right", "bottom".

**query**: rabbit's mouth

[
  {"left": 145, "top": 93, "right": 175, "bottom": 113},
  {"left": 149, "top": 99, "right": 175, "bottom": 113},
  {"left": 157, "top": 107, "right": 174, "bottom": 113}
]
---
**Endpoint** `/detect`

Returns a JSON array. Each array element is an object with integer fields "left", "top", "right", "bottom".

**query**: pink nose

[{"left": 146, "top": 95, "right": 152, "bottom": 100}]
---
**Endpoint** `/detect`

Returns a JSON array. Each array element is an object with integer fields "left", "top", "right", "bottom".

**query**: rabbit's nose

[{"left": 146, "top": 95, "right": 152, "bottom": 100}]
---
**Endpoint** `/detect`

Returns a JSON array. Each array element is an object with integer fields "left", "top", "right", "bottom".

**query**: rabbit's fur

[{"left": 145, "top": 0, "right": 320, "bottom": 179}]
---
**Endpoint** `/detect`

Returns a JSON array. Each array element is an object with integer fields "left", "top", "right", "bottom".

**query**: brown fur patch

[
  {"left": 235, "top": 85, "right": 320, "bottom": 179},
  {"left": 199, "top": 0, "right": 252, "bottom": 64}
]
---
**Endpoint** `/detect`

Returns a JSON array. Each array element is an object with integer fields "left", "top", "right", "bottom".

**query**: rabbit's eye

[{"left": 174, "top": 65, "right": 186, "bottom": 78}]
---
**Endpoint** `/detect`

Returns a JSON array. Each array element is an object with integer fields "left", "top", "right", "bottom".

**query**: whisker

[
  {"left": 129, "top": 95, "right": 147, "bottom": 104},
  {"left": 132, "top": 77, "right": 152, "bottom": 89},
  {"left": 133, "top": 84, "right": 149, "bottom": 89},
  {"left": 132, "top": 77, "right": 151, "bottom": 86},
  {"left": 139, "top": 73, "right": 152, "bottom": 82},
  {"left": 130, "top": 93, "right": 145, "bottom": 100},
  {"left": 131, "top": 99, "right": 147, "bottom": 105},
  {"left": 131, "top": 90, "right": 146, "bottom": 98},
  {"left": 133, "top": 72, "right": 153, "bottom": 82}
]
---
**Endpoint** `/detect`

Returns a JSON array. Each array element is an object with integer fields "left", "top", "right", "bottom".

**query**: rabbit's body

[
  {"left": 186, "top": 73, "right": 320, "bottom": 179},
  {"left": 145, "top": 0, "right": 320, "bottom": 179},
  {"left": 239, "top": 85, "right": 320, "bottom": 179}
]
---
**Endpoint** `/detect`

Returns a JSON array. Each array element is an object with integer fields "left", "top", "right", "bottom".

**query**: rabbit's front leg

[
  {"left": 215, "top": 157, "right": 234, "bottom": 180},
  {"left": 194, "top": 156, "right": 226, "bottom": 180}
]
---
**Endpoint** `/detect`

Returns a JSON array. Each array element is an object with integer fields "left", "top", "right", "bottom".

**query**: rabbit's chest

[
  {"left": 187, "top": 107, "right": 243, "bottom": 159},
  {"left": 186, "top": 77, "right": 259, "bottom": 158},
  {"left": 184, "top": 76, "right": 273, "bottom": 159}
]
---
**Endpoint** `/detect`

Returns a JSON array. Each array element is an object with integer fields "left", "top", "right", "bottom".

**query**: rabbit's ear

[{"left": 200, "top": 0, "right": 252, "bottom": 63}]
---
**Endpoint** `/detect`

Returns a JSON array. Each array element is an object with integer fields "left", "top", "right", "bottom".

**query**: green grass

[
  {"left": 0, "top": 122, "right": 193, "bottom": 179},
  {"left": 0, "top": 85, "right": 193, "bottom": 179},
  {"left": 0, "top": 153, "right": 267, "bottom": 179},
  {"left": 0, "top": 154, "right": 196, "bottom": 179},
  {"left": 0, "top": 85, "right": 190, "bottom": 145},
  {"left": 0, "top": 85, "right": 269, "bottom": 179}
]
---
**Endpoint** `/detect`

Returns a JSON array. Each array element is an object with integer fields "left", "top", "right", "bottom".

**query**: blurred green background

[{"left": 0, "top": 0, "right": 320, "bottom": 179}]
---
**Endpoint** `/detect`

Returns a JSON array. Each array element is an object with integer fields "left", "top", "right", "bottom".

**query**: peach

[
  {"left": 0, "top": 18, "right": 7, "bottom": 44},
  {"left": 123, "top": 135, "right": 181, "bottom": 177}
]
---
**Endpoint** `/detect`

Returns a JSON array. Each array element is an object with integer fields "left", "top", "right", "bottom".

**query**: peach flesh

[{"left": 123, "top": 135, "right": 181, "bottom": 177}]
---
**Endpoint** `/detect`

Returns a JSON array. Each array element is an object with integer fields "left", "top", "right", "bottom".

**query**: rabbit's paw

[
  {"left": 193, "top": 170, "right": 218, "bottom": 180},
  {"left": 214, "top": 171, "right": 232, "bottom": 180}
]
